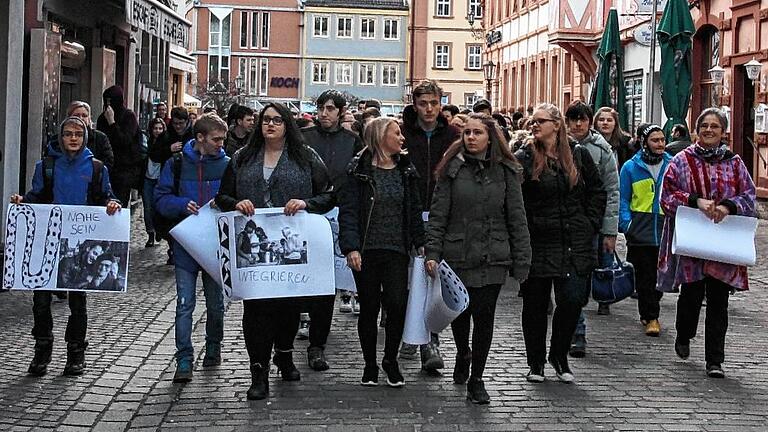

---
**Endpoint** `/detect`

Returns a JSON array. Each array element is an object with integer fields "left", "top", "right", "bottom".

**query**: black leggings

[
  {"left": 627, "top": 245, "right": 663, "bottom": 321},
  {"left": 676, "top": 277, "right": 731, "bottom": 365},
  {"left": 352, "top": 250, "right": 409, "bottom": 365},
  {"left": 450, "top": 284, "right": 501, "bottom": 379},
  {"left": 242, "top": 298, "right": 300, "bottom": 366},
  {"left": 32, "top": 291, "right": 87, "bottom": 344}
]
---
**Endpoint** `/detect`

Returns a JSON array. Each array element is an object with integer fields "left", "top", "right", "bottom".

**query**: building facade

[
  {"left": 187, "top": 0, "right": 303, "bottom": 110},
  {"left": 302, "top": 0, "right": 409, "bottom": 114},
  {"left": 409, "top": 0, "right": 485, "bottom": 109}
]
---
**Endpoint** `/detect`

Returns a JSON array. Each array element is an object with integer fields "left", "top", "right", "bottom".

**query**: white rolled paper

[
  {"left": 424, "top": 260, "right": 470, "bottom": 334},
  {"left": 672, "top": 205, "right": 759, "bottom": 266},
  {"left": 169, "top": 201, "right": 224, "bottom": 285},
  {"left": 402, "top": 256, "right": 431, "bottom": 345}
]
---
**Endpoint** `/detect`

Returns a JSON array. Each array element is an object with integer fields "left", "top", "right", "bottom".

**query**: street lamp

[
  {"left": 483, "top": 60, "right": 496, "bottom": 101},
  {"left": 708, "top": 65, "right": 725, "bottom": 83},
  {"left": 745, "top": 58, "right": 762, "bottom": 83}
]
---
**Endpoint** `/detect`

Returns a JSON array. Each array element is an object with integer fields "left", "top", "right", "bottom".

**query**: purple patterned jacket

[{"left": 656, "top": 145, "right": 757, "bottom": 292}]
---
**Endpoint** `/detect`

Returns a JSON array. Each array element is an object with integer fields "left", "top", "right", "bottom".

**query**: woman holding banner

[
  {"left": 425, "top": 113, "right": 531, "bottom": 404},
  {"left": 338, "top": 117, "right": 425, "bottom": 388},
  {"left": 515, "top": 103, "right": 606, "bottom": 384},
  {"left": 215, "top": 102, "right": 333, "bottom": 400},
  {"left": 657, "top": 108, "right": 756, "bottom": 379}
]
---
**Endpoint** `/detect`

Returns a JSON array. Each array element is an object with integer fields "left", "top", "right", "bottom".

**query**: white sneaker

[
  {"left": 339, "top": 297, "right": 353, "bottom": 313},
  {"left": 352, "top": 297, "right": 360, "bottom": 315}
]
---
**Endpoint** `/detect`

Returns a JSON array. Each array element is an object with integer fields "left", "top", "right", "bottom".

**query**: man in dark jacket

[
  {"left": 665, "top": 124, "right": 692, "bottom": 156},
  {"left": 150, "top": 107, "right": 195, "bottom": 166},
  {"left": 299, "top": 89, "right": 363, "bottom": 371},
  {"left": 224, "top": 105, "right": 255, "bottom": 156},
  {"left": 400, "top": 79, "right": 460, "bottom": 373}
]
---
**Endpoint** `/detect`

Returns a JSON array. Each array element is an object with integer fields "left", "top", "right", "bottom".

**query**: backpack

[
  {"left": 41, "top": 156, "right": 106, "bottom": 205},
  {"left": 153, "top": 153, "right": 184, "bottom": 241}
]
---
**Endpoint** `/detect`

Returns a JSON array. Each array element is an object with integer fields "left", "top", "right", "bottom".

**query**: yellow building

[{"left": 410, "top": 0, "right": 485, "bottom": 108}]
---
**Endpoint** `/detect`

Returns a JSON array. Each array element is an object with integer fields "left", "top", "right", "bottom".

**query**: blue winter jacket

[
  {"left": 154, "top": 140, "right": 230, "bottom": 272},
  {"left": 23, "top": 143, "right": 116, "bottom": 206},
  {"left": 618, "top": 151, "right": 671, "bottom": 247}
]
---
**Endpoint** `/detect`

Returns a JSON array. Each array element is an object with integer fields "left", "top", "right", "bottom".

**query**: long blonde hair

[
  {"left": 529, "top": 103, "right": 579, "bottom": 188},
  {"left": 362, "top": 117, "right": 403, "bottom": 162}
]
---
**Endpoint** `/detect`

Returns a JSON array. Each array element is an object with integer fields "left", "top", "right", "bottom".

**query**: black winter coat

[
  {"left": 515, "top": 143, "right": 607, "bottom": 278},
  {"left": 401, "top": 105, "right": 461, "bottom": 210},
  {"left": 150, "top": 125, "right": 194, "bottom": 165},
  {"left": 338, "top": 150, "right": 425, "bottom": 256},
  {"left": 302, "top": 123, "right": 363, "bottom": 193}
]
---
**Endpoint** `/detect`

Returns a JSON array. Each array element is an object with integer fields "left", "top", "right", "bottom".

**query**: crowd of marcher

[{"left": 9, "top": 79, "right": 757, "bottom": 405}]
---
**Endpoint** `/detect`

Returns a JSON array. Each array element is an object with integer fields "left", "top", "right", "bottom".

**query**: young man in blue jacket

[
  {"left": 10, "top": 116, "right": 121, "bottom": 377},
  {"left": 154, "top": 112, "right": 230, "bottom": 383}
]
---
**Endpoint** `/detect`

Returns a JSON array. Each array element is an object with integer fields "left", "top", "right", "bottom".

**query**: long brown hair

[
  {"left": 594, "top": 107, "right": 630, "bottom": 149},
  {"left": 435, "top": 113, "right": 519, "bottom": 179},
  {"left": 529, "top": 103, "right": 579, "bottom": 188}
]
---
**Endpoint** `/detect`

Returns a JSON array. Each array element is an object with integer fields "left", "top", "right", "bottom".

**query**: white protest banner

[
  {"left": 169, "top": 201, "right": 223, "bottom": 285},
  {"left": 3, "top": 203, "right": 130, "bottom": 292},
  {"left": 323, "top": 207, "right": 356, "bottom": 292},
  {"left": 425, "top": 260, "right": 469, "bottom": 333},
  {"left": 216, "top": 209, "right": 335, "bottom": 300},
  {"left": 672, "top": 206, "right": 759, "bottom": 266}
]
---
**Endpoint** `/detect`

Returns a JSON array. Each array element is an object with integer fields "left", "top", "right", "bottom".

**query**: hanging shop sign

[{"left": 125, "top": 0, "right": 191, "bottom": 48}]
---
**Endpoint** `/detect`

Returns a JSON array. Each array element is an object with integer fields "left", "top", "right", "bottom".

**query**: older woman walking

[
  {"left": 657, "top": 108, "right": 757, "bottom": 378},
  {"left": 426, "top": 113, "right": 531, "bottom": 404}
]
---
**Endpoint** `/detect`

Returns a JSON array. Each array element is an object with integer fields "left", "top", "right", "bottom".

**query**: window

[
  {"left": 435, "top": 43, "right": 450, "bottom": 69},
  {"left": 464, "top": 93, "right": 481, "bottom": 108},
  {"left": 382, "top": 64, "right": 398, "bottom": 86},
  {"left": 383, "top": 19, "right": 399, "bottom": 40},
  {"left": 239, "top": 58, "right": 247, "bottom": 86},
  {"left": 313, "top": 15, "right": 329, "bottom": 37},
  {"left": 468, "top": 0, "right": 482, "bottom": 19},
  {"left": 337, "top": 17, "right": 352, "bottom": 38},
  {"left": 335, "top": 62, "right": 353, "bottom": 85},
  {"left": 312, "top": 62, "right": 329, "bottom": 84},
  {"left": 259, "top": 59, "right": 268, "bottom": 96},
  {"left": 436, "top": 0, "right": 451, "bottom": 17},
  {"left": 251, "top": 12, "right": 259, "bottom": 48},
  {"left": 699, "top": 27, "right": 720, "bottom": 109},
  {"left": 210, "top": 13, "right": 231, "bottom": 48},
  {"left": 249, "top": 59, "right": 258, "bottom": 94},
  {"left": 208, "top": 55, "right": 219, "bottom": 82},
  {"left": 220, "top": 55, "right": 230, "bottom": 83},
  {"left": 239, "top": 11, "right": 248, "bottom": 48},
  {"left": 466, "top": 45, "right": 481, "bottom": 70},
  {"left": 625, "top": 73, "right": 644, "bottom": 133},
  {"left": 359, "top": 63, "right": 375, "bottom": 85},
  {"left": 360, "top": 18, "right": 375, "bottom": 39},
  {"left": 261, "top": 12, "right": 270, "bottom": 48}
]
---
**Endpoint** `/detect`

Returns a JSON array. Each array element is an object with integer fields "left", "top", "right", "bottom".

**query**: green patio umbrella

[
  {"left": 590, "top": 8, "right": 628, "bottom": 131},
  {"left": 657, "top": 0, "right": 696, "bottom": 137}
]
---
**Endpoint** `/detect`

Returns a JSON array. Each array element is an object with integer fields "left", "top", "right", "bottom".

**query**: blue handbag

[{"left": 591, "top": 252, "right": 635, "bottom": 304}]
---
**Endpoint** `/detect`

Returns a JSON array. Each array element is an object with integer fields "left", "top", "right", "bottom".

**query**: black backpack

[
  {"left": 41, "top": 156, "right": 106, "bottom": 205},
  {"left": 153, "top": 153, "right": 184, "bottom": 241}
]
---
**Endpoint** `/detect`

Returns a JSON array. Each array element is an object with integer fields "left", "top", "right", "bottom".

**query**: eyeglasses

[
  {"left": 699, "top": 123, "right": 722, "bottom": 131},
  {"left": 262, "top": 116, "right": 285, "bottom": 125},
  {"left": 529, "top": 118, "right": 556, "bottom": 126},
  {"left": 62, "top": 131, "right": 85, "bottom": 138}
]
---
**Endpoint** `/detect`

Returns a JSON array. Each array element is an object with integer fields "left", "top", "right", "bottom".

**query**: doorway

[{"left": 733, "top": 66, "right": 755, "bottom": 178}]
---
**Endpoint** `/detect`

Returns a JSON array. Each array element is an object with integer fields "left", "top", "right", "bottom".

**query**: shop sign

[
  {"left": 125, "top": 0, "right": 191, "bottom": 48},
  {"left": 486, "top": 30, "right": 502, "bottom": 47},
  {"left": 633, "top": 23, "right": 657, "bottom": 46},
  {"left": 635, "top": 0, "right": 668, "bottom": 14},
  {"left": 270, "top": 77, "right": 300, "bottom": 88}
]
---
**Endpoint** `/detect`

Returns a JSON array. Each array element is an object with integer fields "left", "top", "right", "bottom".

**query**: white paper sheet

[
  {"left": 3, "top": 203, "right": 130, "bottom": 292},
  {"left": 323, "top": 208, "right": 356, "bottom": 292},
  {"left": 672, "top": 205, "right": 759, "bottom": 266},
  {"left": 402, "top": 257, "right": 430, "bottom": 345},
  {"left": 169, "top": 201, "right": 223, "bottom": 285}
]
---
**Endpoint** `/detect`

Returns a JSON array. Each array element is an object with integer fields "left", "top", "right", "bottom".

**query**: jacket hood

[
  {"left": 103, "top": 85, "right": 125, "bottom": 111},
  {"left": 577, "top": 129, "right": 612, "bottom": 152},
  {"left": 182, "top": 138, "right": 226, "bottom": 162},
  {"left": 55, "top": 117, "right": 90, "bottom": 159},
  {"left": 48, "top": 139, "right": 94, "bottom": 162},
  {"left": 401, "top": 104, "right": 450, "bottom": 133}
]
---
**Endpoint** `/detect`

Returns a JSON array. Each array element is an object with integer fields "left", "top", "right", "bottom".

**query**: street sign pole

[{"left": 647, "top": 0, "right": 659, "bottom": 123}]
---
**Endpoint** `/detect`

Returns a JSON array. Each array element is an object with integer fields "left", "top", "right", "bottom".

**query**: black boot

[
  {"left": 466, "top": 377, "right": 490, "bottom": 404},
  {"left": 28, "top": 339, "right": 53, "bottom": 377},
  {"left": 452, "top": 350, "right": 472, "bottom": 385},
  {"left": 63, "top": 341, "right": 88, "bottom": 376},
  {"left": 273, "top": 351, "right": 300, "bottom": 381},
  {"left": 246, "top": 363, "right": 269, "bottom": 400}
]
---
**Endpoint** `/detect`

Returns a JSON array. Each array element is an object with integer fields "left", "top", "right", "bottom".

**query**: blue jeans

[
  {"left": 142, "top": 178, "right": 157, "bottom": 234},
  {"left": 574, "top": 235, "right": 614, "bottom": 337},
  {"left": 175, "top": 267, "right": 224, "bottom": 361}
]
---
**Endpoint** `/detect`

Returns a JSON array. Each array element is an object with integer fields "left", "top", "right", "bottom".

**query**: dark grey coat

[{"left": 425, "top": 153, "right": 532, "bottom": 287}]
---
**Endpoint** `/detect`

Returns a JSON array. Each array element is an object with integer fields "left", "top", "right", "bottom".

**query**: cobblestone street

[{"left": 1, "top": 214, "right": 767, "bottom": 431}]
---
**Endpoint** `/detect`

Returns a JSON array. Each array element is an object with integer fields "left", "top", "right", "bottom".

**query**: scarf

[
  {"left": 641, "top": 148, "right": 664, "bottom": 165},
  {"left": 693, "top": 143, "right": 728, "bottom": 162}
]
